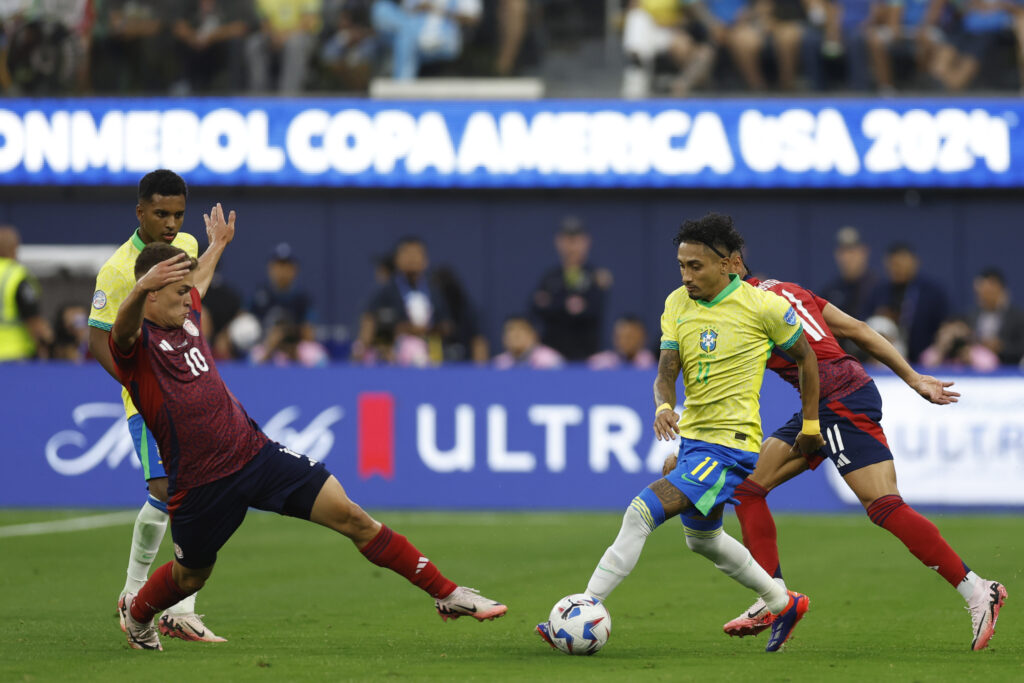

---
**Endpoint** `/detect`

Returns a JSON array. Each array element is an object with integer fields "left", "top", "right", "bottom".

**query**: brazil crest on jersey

[
  {"left": 88, "top": 229, "right": 199, "bottom": 419},
  {"left": 660, "top": 274, "right": 803, "bottom": 450}
]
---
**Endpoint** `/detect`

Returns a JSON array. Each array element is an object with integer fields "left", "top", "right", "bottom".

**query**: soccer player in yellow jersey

[
  {"left": 539, "top": 213, "right": 826, "bottom": 653},
  {"left": 88, "top": 170, "right": 227, "bottom": 642}
]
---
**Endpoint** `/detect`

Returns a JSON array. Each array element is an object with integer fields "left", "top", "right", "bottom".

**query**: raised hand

[{"left": 204, "top": 202, "right": 236, "bottom": 247}]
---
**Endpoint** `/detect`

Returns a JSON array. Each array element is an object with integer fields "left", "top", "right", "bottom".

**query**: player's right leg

[{"left": 290, "top": 452, "right": 506, "bottom": 622}]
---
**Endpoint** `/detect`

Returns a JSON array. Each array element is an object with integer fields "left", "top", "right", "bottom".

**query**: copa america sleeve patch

[
  {"left": 92, "top": 290, "right": 107, "bottom": 310},
  {"left": 784, "top": 307, "right": 797, "bottom": 326}
]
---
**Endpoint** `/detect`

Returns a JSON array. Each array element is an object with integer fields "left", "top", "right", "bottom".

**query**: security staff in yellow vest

[{"left": 0, "top": 225, "right": 53, "bottom": 361}]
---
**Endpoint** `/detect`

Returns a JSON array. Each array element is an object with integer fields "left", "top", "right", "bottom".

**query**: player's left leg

[{"left": 846, "top": 460, "right": 1007, "bottom": 651}]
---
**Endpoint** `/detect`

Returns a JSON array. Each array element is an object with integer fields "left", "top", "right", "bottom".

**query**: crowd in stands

[
  {"left": 5, "top": 217, "right": 1024, "bottom": 372},
  {"left": 1, "top": 1, "right": 1023, "bottom": 95}
]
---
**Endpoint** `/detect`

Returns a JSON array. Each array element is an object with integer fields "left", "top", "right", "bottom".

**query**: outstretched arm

[
  {"left": 785, "top": 332, "right": 827, "bottom": 456},
  {"left": 823, "top": 303, "right": 959, "bottom": 405},
  {"left": 111, "top": 254, "right": 192, "bottom": 351},
  {"left": 193, "top": 203, "right": 236, "bottom": 298},
  {"left": 652, "top": 349, "right": 682, "bottom": 441}
]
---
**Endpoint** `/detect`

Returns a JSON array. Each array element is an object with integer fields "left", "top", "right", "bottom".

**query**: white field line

[{"left": 0, "top": 511, "right": 138, "bottom": 538}]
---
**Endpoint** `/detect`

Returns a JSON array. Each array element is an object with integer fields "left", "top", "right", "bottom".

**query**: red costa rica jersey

[
  {"left": 110, "top": 288, "right": 268, "bottom": 494},
  {"left": 747, "top": 276, "right": 871, "bottom": 402}
]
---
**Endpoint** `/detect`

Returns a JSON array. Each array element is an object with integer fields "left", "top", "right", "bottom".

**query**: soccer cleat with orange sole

[{"left": 764, "top": 591, "right": 810, "bottom": 653}]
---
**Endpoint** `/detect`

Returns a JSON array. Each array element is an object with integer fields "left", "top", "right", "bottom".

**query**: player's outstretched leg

[
  {"left": 310, "top": 476, "right": 507, "bottom": 622},
  {"left": 864, "top": 492, "right": 1006, "bottom": 650},
  {"left": 967, "top": 580, "right": 1007, "bottom": 651}
]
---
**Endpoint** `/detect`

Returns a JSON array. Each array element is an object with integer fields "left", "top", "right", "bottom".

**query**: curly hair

[{"left": 673, "top": 212, "right": 745, "bottom": 258}]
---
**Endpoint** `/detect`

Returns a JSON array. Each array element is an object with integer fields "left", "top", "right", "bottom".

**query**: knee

[
  {"left": 684, "top": 530, "right": 722, "bottom": 557},
  {"left": 177, "top": 573, "right": 207, "bottom": 593},
  {"left": 865, "top": 494, "right": 904, "bottom": 526}
]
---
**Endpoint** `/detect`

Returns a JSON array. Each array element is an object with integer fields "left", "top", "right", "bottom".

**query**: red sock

[
  {"left": 359, "top": 525, "right": 457, "bottom": 599},
  {"left": 867, "top": 495, "right": 969, "bottom": 587},
  {"left": 734, "top": 479, "right": 783, "bottom": 580},
  {"left": 131, "top": 561, "right": 190, "bottom": 622}
]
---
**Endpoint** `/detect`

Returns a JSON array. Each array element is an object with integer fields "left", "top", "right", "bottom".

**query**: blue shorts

[
  {"left": 128, "top": 414, "right": 165, "bottom": 481},
  {"left": 665, "top": 438, "right": 758, "bottom": 516},
  {"left": 167, "top": 441, "right": 331, "bottom": 569},
  {"left": 770, "top": 381, "right": 893, "bottom": 477}
]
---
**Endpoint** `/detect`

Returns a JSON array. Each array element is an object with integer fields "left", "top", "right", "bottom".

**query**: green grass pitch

[{"left": 0, "top": 509, "right": 1020, "bottom": 682}]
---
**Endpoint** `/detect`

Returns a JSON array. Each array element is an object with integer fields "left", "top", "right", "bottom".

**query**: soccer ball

[{"left": 536, "top": 594, "right": 612, "bottom": 655}]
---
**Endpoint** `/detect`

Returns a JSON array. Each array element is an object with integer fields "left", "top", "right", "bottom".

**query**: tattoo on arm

[{"left": 653, "top": 350, "right": 681, "bottom": 407}]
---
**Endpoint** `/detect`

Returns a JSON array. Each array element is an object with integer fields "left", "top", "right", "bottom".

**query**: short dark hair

[
  {"left": 673, "top": 212, "right": 745, "bottom": 258},
  {"left": 134, "top": 243, "right": 197, "bottom": 280},
  {"left": 977, "top": 267, "right": 1006, "bottom": 286},
  {"left": 138, "top": 170, "right": 188, "bottom": 202},
  {"left": 395, "top": 235, "right": 425, "bottom": 251},
  {"left": 616, "top": 314, "right": 645, "bottom": 328},
  {"left": 886, "top": 242, "right": 915, "bottom": 257},
  {"left": 503, "top": 314, "right": 533, "bottom": 328}
]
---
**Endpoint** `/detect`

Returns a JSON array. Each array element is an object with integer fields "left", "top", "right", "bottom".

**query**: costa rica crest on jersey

[
  {"left": 699, "top": 327, "right": 718, "bottom": 353},
  {"left": 183, "top": 319, "right": 200, "bottom": 336}
]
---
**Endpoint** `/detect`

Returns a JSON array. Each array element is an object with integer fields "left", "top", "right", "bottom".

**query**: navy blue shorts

[
  {"left": 770, "top": 381, "right": 893, "bottom": 477},
  {"left": 167, "top": 441, "right": 331, "bottom": 569}
]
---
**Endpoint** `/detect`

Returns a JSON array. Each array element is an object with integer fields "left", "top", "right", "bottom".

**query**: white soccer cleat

[
  {"left": 967, "top": 579, "right": 1007, "bottom": 651},
  {"left": 722, "top": 597, "right": 776, "bottom": 637},
  {"left": 118, "top": 593, "right": 163, "bottom": 651},
  {"left": 435, "top": 586, "right": 508, "bottom": 622},
  {"left": 159, "top": 612, "right": 227, "bottom": 643},
  {"left": 117, "top": 593, "right": 127, "bottom": 633}
]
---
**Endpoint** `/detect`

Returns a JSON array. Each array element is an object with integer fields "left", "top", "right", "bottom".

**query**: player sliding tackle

[
  {"left": 539, "top": 214, "right": 823, "bottom": 653},
  {"left": 110, "top": 206, "right": 506, "bottom": 651}
]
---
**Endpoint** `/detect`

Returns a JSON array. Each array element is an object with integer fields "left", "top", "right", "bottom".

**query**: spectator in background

[
  {"left": 250, "top": 320, "right": 329, "bottom": 365},
  {"left": 866, "top": 242, "right": 948, "bottom": 363},
  {"left": 588, "top": 315, "right": 657, "bottom": 370},
  {"left": 493, "top": 315, "right": 562, "bottom": 369},
  {"left": 90, "top": 0, "right": 172, "bottom": 92},
  {"left": 51, "top": 303, "right": 89, "bottom": 361},
  {"left": 250, "top": 242, "right": 319, "bottom": 354},
  {"left": 819, "top": 225, "right": 877, "bottom": 357},
  {"left": 864, "top": 0, "right": 945, "bottom": 92},
  {"left": 802, "top": 0, "right": 874, "bottom": 90},
  {"left": 494, "top": 0, "right": 529, "bottom": 76},
  {"left": 371, "top": 0, "right": 481, "bottom": 80},
  {"left": 920, "top": 316, "right": 998, "bottom": 371},
  {"left": 620, "top": 0, "right": 715, "bottom": 98},
  {"left": 354, "top": 236, "right": 451, "bottom": 365},
  {"left": 172, "top": 0, "right": 254, "bottom": 93},
  {"left": 0, "top": 225, "right": 53, "bottom": 360},
  {"left": 689, "top": 0, "right": 807, "bottom": 91},
  {"left": 928, "top": 0, "right": 1015, "bottom": 91},
  {"left": 247, "top": 0, "right": 321, "bottom": 93},
  {"left": 968, "top": 267, "right": 1024, "bottom": 365},
  {"left": 864, "top": 313, "right": 907, "bottom": 364},
  {"left": 201, "top": 271, "right": 244, "bottom": 359},
  {"left": 3, "top": 0, "right": 88, "bottom": 93},
  {"left": 319, "top": 0, "right": 378, "bottom": 91},
  {"left": 531, "top": 216, "right": 611, "bottom": 362},
  {"left": 431, "top": 265, "right": 489, "bottom": 363}
]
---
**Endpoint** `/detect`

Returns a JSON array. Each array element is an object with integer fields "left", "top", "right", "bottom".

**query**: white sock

[
  {"left": 122, "top": 501, "right": 168, "bottom": 595},
  {"left": 957, "top": 571, "right": 982, "bottom": 601},
  {"left": 685, "top": 529, "right": 789, "bottom": 613},
  {"left": 585, "top": 506, "right": 654, "bottom": 601},
  {"left": 774, "top": 577, "right": 788, "bottom": 592},
  {"left": 164, "top": 591, "right": 198, "bottom": 616}
]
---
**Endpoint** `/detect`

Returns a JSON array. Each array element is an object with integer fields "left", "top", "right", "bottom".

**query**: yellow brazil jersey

[
  {"left": 88, "top": 229, "right": 199, "bottom": 419},
  {"left": 660, "top": 274, "right": 803, "bottom": 451}
]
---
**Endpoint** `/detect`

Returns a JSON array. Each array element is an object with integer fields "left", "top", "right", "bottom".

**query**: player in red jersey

[
  {"left": 664, "top": 248, "right": 1006, "bottom": 651},
  {"left": 110, "top": 211, "right": 506, "bottom": 651}
]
